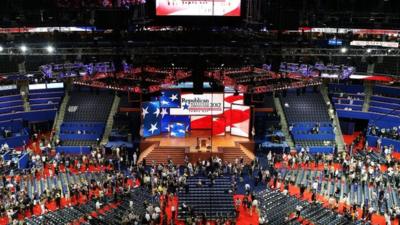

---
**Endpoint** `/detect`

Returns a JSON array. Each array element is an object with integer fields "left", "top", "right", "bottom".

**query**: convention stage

[
  {"left": 142, "top": 130, "right": 250, "bottom": 152},
  {"left": 139, "top": 130, "right": 255, "bottom": 164}
]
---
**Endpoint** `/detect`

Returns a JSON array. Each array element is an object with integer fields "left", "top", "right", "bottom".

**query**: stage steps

[
  {"left": 222, "top": 147, "right": 252, "bottom": 164},
  {"left": 139, "top": 146, "right": 187, "bottom": 165}
]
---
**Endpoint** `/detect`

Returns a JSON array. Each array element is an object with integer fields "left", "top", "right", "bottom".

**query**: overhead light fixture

[
  {"left": 0, "top": 46, "right": 3, "bottom": 52},
  {"left": 46, "top": 45, "right": 54, "bottom": 53},
  {"left": 366, "top": 48, "right": 372, "bottom": 53},
  {"left": 340, "top": 47, "right": 348, "bottom": 53},
  {"left": 20, "top": 45, "right": 27, "bottom": 52}
]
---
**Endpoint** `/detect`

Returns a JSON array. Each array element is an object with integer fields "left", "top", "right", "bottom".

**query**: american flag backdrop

[
  {"left": 141, "top": 101, "right": 161, "bottom": 137},
  {"left": 141, "top": 91, "right": 250, "bottom": 138}
]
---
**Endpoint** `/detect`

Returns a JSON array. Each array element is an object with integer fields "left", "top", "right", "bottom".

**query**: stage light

[
  {"left": 46, "top": 45, "right": 54, "bottom": 53},
  {"left": 388, "top": 49, "right": 392, "bottom": 53},
  {"left": 0, "top": 46, "right": 3, "bottom": 52},
  {"left": 20, "top": 45, "right": 27, "bottom": 52},
  {"left": 366, "top": 48, "right": 372, "bottom": 53},
  {"left": 340, "top": 47, "right": 347, "bottom": 53}
]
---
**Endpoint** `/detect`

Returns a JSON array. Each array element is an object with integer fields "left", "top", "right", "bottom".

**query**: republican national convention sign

[{"left": 170, "top": 93, "right": 224, "bottom": 116}]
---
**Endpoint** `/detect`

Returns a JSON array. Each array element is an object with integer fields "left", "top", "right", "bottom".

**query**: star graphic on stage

[
  {"left": 183, "top": 103, "right": 189, "bottom": 110},
  {"left": 142, "top": 106, "right": 149, "bottom": 119},
  {"left": 160, "top": 108, "right": 168, "bottom": 118},
  {"left": 148, "top": 122, "right": 158, "bottom": 134},
  {"left": 170, "top": 93, "right": 178, "bottom": 101},
  {"left": 153, "top": 108, "right": 160, "bottom": 118}
]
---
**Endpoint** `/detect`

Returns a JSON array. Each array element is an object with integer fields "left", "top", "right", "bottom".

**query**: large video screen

[
  {"left": 156, "top": 0, "right": 241, "bottom": 16},
  {"left": 230, "top": 104, "right": 250, "bottom": 137}
]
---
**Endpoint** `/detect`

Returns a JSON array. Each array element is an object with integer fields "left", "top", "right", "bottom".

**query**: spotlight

[
  {"left": 0, "top": 46, "right": 3, "bottom": 52},
  {"left": 366, "top": 48, "right": 372, "bottom": 53},
  {"left": 340, "top": 47, "right": 347, "bottom": 53},
  {"left": 20, "top": 45, "right": 27, "bottom": 52},
  {"left": 388, "top": 49, "right": 392, "bottom": 53},
  {"left": 46, "top": 45, "right": 54, "bottom": 53}
]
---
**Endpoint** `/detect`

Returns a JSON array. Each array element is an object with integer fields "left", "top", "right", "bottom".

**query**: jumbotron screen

[{"left": 156, "top": 0, "right": 241, "bottom": 16}]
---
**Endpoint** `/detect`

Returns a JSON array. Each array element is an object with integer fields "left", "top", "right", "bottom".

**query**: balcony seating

[
  {"left": 281, "top": 91, "right": 331, "bottom": 124},
  {"left": 64, "top": 91, "right": 114, "bottom": 122}
]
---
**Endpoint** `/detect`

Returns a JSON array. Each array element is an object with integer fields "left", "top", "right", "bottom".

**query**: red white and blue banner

[{"left": 142, "top": 91, "right": 250, "bottom": 137}]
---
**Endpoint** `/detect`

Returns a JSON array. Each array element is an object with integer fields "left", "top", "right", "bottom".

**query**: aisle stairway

[
  {"left": 53, "top": 92, "right": 69, "bottom": 141},
  {"left": 273, "top": 96, "right": 295, "bottom": 150},
  {"left": 362, "top": 81, "right": 373, "bottom": 112},
  {"left": 320, "top": 86, "right": 345, "bottom": 152},
  {"left": 20, "top": 85, "right": 30, "bottom": 112},
  {"left": 101, "top": 94, "right": 120, "bottom": 145}
]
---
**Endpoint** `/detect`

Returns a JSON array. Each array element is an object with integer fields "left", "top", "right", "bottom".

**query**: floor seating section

[
  {"left": 178, "top": 176, "right": 236, "bottom": 220},
  {"left": 256, "top": 189, "right": 353, "bottom": 225},
  {"left": 23, "top": 171, "right": 156, "bottom": 225},
  {"left": 29, "top": 88, "right": 64, "bottom": 111},
  {"left": 281, "top": 90, "right": 334, "bottom": 153},
  {"left": 328, "top": 83, "right": 365, "bottom": 111},
  {"left": 277, "top": 167, "right": 399, "bottom": 215},
  {"left": 369, "top": 85, "right": 400, "bottom": 118}
]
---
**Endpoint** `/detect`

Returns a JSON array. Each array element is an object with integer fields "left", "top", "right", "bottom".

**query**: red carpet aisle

[
  {"left": 343, "top": 131, "right": 360, "bottom": 146},
  {"left": 234, "top": 195, "right": 259, "bottom": 225},
  {"left": 162, "top": 195, "right": 259, "bottom": 225}
]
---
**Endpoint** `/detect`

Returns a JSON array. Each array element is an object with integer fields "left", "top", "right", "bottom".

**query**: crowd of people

[
  {"left": 370, "top": 125, "right": 400, "bottom": 141},
  {"left": 2, "top": 123, "right": 400, "bottom": 225}
]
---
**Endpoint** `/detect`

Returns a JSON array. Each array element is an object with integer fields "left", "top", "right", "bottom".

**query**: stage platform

[{"left": 139, "top": 130, "right": 255, "bottom": 165}]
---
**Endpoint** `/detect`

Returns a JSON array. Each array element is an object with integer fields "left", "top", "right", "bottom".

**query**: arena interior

[{"left": 1, "top": 0, "right": 400, "bottom": 225}]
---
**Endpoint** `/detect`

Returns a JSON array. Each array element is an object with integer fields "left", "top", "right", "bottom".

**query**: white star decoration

[
  {"left": 161, "top": 100, "right": 169, "bottom": 105},
  {"left": 160, "top": 108, "right": 168, "bottom": 118},
  {"left": 142, "top": 106, "right": 149, "bottom": 119},
  {"left": 169, "top": 94, "right": 178, "bottom": 101},
  {"left": 148, "top": 122, "right": 158, "bottom": 134},
  {"left": 153, "top": 108, "right": 160, "bottom": 118}
]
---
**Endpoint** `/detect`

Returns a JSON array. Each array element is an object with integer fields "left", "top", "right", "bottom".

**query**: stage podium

[{"left": 197, "top": 137, "right": 212, "bottom": 151}]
